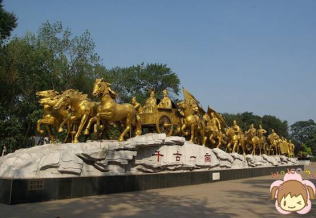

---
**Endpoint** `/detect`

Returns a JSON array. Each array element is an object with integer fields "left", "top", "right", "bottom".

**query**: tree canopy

[
  {"left": 0, "top": 21, "right": 103, "bottom": 151},
  {"left": 290, "top": 119, "right": 316, "bottom": 155},
  {"left": 0, "top": 0, "right": 17, "bottom": 43},
  {"left": 102, "top": 63, "right": 180, "bottom": 103},
  {"left": 0, "top": 20, "right": 181, "bottom": 152},
  {"left": 222, "top": 112, "right": 289, "bottom": 137},
  {"left": 0, "top": 7, "right": 313, "bottom": 156}
]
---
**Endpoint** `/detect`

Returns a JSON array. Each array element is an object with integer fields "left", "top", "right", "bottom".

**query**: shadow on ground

[
  {"left": 225, "top": 178, "right": 316, "bottom": 218},
  {"left": 1, "top": 190, "right": 236, "bottom": 218}
]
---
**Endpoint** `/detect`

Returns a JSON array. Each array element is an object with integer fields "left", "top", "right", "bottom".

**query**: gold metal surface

[{"left": 35, "top": 79, "right": 295, "bottom": 156}]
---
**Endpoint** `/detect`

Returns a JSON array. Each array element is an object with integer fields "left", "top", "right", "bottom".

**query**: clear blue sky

[{"left": 4, "top": 0, "right": 316, "bottom": 125}]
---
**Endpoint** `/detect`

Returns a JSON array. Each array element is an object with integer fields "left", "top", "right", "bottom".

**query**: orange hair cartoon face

[{"left": 270, "top": 171, "right": 315, "bottom": 214}]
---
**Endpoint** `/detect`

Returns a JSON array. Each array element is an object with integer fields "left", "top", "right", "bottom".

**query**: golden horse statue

[
  {"left": 36, "top": 90, "right": 72, "bottom": 142},
  {"left": 244, "top": 124, "right": 262, "bottom": 155},
  {"left": 177, "top": 100, "right": 204, "bottom": 144},
  {"left": 225, "top": 127, "right": 246, "bottom": 154},
  {"left": 203, "top": 113, "right": 226, "bottom": 148},
  {"left": 267, "top": 129, "right": 280, "bottom": 155},
  {"left": 225, "top": 127, "right": 238, "bottom": 153},
  {"left": 257, "top": 125, "right": 268, "bottom": 155},
  {"left": 246, "top": 135, "right": 261, "bottom": 155},
  {"left": 54, "top": 89, "right": 97, "bottom": 143},
  {"left": 85, "top": 79, "right": 141, "bottom": 141}
]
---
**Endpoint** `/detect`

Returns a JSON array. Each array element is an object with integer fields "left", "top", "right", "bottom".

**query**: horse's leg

[
  {"left": 251, "top": 144, "right": 256, "bottom": 155},
  {"left": 232, "top": 140, "right": 237, "bottom": 153},
  {"left": 84, "top": 116, "right": 97, "bottom": 135},
  {"left": 209, "top": 133, "right": 215, "bottom": 144},
  {"left": 199, "top": 126, "right": 204, "bottom": 145},
  {"left": 63, "top": 120, "right": 71, "bottom": 143},
  {"left": 37, "top": 119, "right": 45, "bottom": 134},
  {"left": 74, "top": 114, "right": 89, "bottom": 143},
  {"left": 135, "top": 115, "right": 142, "bottom": 136},
  {"left": 243, "top": 144, "right": 246, "bottom": 155},
  {"left": 216, "top": 136, "right": 222, "bottom": 148},
  {"left": 181, "top": 123, "right": 188, "bottom": 136},
  {"left": 226, "top": 140, "right": 231, "bottom": 152},
  {"left": 58, "top": 113, "right": 71, "bottom": 133},
  {"left": 189, "top": 124, "right": 195, "bottom": 142},
  {"left": 46, "top": 125, "right": 56, "bottom": 143},
  {"left": 119, "top": 115, "right": 132, "bottom": 141}
]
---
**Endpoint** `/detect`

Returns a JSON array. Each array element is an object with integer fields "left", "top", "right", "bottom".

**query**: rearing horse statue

[
  {"left": 85, "top": 78, "right": 141, "bottom": 141},
  {"left": 54, "top": 89, "right": 97, "bottom": 143},
  {"left": 177, "top": 101, "right": 204, "bottom": 144},
  {"left": 36, "top": 90, "right": 73, "bottom": 143}
]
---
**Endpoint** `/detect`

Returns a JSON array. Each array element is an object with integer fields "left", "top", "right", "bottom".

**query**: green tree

[
  {"left": 0, "top": 21, "right": 103, "bottom": 151},
  {"left": 223, "top": 112, "right": 263, "bottom": 131},
  {"left": 102, "top": 63, "right": 181, "bottom": 103},
  {"left": 222, "top": 113, "right": 242, "bottom": 128},
  {"left": 0, "top": 0, "right": 17, "bottom": 43},
  {"left": 32, "top": 21, "right": 101, "bottom": 93},
  {"left": 222, "top": 112, "right": 289, "bottom": 137},
  {"left": 261, "top": 115, "right": 289, "bottom": 137},
  {"left": 297, "top": 144, "right": 312, "bottom": 158},
  {"left": 0, "top": 20, "right": 182, "bottom": 152},
  {"left": 290, "top": 119, "right": 316, "bottom": 155}
]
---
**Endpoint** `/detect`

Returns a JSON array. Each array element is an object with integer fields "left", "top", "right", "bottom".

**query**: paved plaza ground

[{"left": 1, "top": 163, "right": 316, "bottom": 218}]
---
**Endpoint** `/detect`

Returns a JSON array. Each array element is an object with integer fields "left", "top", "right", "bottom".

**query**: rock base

[{"left": 0, "top": 133, "right": 299, "bottom": 178}]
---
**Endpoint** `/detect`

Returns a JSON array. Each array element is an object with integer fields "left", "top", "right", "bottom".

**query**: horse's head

[
  {"left": 177, "top": 101, "right": 185, "bottom": 109},
  {"left": 36, "top": 90, "right": 59, "bottom": 99},
  {"left": 226, "top": 127, "right": 234, "bottom": 136},
  {"left": 39, "top": 96, "right": 59, "bottom": 106},
  {"left": 93, "top": 78, "right": 117, "bottom": 99},
  {"left": 54, "top": 94, "right": 71, "bottom": 110}
]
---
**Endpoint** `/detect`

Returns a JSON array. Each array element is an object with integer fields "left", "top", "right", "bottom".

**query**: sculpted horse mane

[{"left": 61, "top": 89, "right": 88, "bottom": 101}]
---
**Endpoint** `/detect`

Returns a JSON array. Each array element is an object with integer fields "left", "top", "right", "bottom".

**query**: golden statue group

[{"left": 36, "top": 78, "right": 294, "bottom": 157}]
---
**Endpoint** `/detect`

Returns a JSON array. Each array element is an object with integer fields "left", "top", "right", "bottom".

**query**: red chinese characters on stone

[
  {"left": 152, "top": 151, "right": 164, "bottom": 162},
  {"left": 204, "top": 153, "right": 211, "bottom": 163},
  {"left": 173, "top": 151, "right": 182, "bottom": 161}
]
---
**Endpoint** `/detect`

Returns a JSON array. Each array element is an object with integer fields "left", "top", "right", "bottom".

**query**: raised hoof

[
  {"left": 58, "top": 128, "right": 64, "bottom": 133},
  {"left": 84, "top": 129, "right": 89, "bottom": 135},
  {"left": 39, "top": 130, "right": 45, "bottom": 134}
]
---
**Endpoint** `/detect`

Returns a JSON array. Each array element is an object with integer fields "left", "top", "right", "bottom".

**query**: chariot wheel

[{"left": 156, "top": 115, "right": 173, "bottom": 136}]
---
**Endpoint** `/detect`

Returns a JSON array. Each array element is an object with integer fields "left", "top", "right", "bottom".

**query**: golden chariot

[{"left": 139, "top": 100, "right": 182, "bottom": 136}]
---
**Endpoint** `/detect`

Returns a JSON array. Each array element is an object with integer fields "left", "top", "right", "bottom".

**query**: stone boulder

[
  {"left": 262, "top": 154, "right": 279, "bottom": 166},
  {"left": 0, "top": 133, "right": 301, "bottom": 178}
]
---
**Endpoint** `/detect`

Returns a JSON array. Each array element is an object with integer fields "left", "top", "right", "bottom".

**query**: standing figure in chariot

[
  {"left": 143, "top": 90, "right": 157, "bottom": 113},
  {"left": 158, "top": 89, "right": 172, "bottom": 109}
]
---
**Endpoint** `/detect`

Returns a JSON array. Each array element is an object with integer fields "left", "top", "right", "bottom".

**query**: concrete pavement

[{"left": 1, "top": 163, "right": 315, "bottom": 218}]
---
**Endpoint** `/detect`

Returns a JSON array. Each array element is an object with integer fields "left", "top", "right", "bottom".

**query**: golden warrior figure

[
  {"left": 232, "top": 120, "right": 242, "bottom": 135},
  {"left": 35, "top": 78, "right": 296, "bottom": 157},
  {"left": 143, "top": 90, "right": 157, "bottom": 113},
  {"left": 158, "top": 89, "right": 172, "bottom": 109},
  {"left": 204, "top": 112, "right": 223, "bottom": 147}
]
